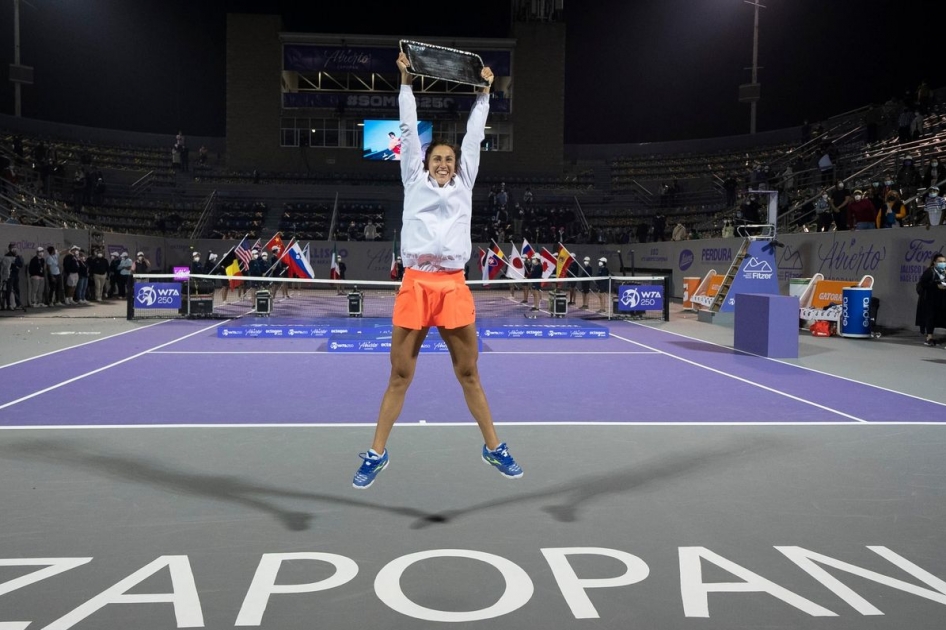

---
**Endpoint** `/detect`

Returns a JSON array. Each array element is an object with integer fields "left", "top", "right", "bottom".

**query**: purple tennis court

[{"left": 2, "top": 312, "right": 945, "bottom": 630}]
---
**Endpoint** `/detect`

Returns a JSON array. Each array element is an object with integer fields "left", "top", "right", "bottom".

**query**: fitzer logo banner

[{"left": 134, "top": 283, "right": 182, "bottom": 309}]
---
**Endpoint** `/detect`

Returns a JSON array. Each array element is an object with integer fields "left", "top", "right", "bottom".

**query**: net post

[
  {"left": 663, "top": 274, "right": 671, "bottom": 321},
  {"left": 126, "top": 273, "right": 134, "bottom": 320}
]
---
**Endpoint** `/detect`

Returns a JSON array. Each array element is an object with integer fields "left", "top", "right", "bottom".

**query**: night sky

[{"left": 0, "top": 0, "right": 938, "bottom": 145}]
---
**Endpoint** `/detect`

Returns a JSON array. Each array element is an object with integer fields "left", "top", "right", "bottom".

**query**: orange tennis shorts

[{"left": 393, "top": 268, "right": 476, "bottom": 330}]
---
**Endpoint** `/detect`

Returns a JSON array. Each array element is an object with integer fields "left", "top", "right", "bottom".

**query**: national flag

[
  {"left": 224, "top": 259, "right": 243, "bottom": 288},
  {"left": 555, "top": 243, "right": 574, "bottom": 279},
  {"left": 390, "top": 236, "right": 399, "bottom": 280},
  {"left": 285, "top": 241, "right": 316, "bottom": 279},
  {"left": 521, "top": 239, "right": 535, "bottom": 260},
  {"left": 506, "top": 242, "right": 524, "bottom": 280},
  {"left": 330, "top": 243, "right": 341, "bottom": 280},
  {"left": 234, "top": 237, "right": 260, "bottom": 269},
  {"left": 482, "top": 243, "right": 504, "bottom": 283},
  {"left": 262, "top": 232, "right": 284, "bottom": 255},
  {"left": 540, "top": 248, "right": 557, "bottom": 279},
  {"left": 477, "top": 247, "right": 487, "bottom": 273}
]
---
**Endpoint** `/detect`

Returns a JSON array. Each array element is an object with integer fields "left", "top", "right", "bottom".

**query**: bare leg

[
  {"left": 438, "top": 323, "right": 500, "bottom": 450},
  {"left": 370, "top": 326, "right": 429, "bottom": 453}
]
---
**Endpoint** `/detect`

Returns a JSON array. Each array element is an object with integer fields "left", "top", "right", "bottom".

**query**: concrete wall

[{"left": 226, "top": 13, "right": 284, "bottom": 171}]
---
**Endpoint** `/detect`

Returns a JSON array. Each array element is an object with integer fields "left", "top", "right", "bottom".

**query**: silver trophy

[{"left": 399, "top": 40, "right": 489, "bottom": 88}]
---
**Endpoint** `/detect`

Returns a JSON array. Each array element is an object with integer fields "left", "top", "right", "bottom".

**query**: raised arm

[
  {"left": 397, "top": 52, "right": 424, "bottom": 184},
  {"left": 458, "top": 65, "right": 494, "bottom": 187}
]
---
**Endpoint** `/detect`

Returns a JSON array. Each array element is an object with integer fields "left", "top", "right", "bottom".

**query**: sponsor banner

[
  {"left": 616, "top": 285, "right": 664, "bottom": 312},
  {"left": 478, "top": 324, "right": 608, "bottom": 339},
  {"left": 172, "top": 266, "right": 190, "bottom": 281},
  {"left": 218, "top": 325, "right": 338, "bottom": 338},
  {"left": 326, "top": 335, "right": 482, "bottom": 353},
  {"left": 283, "top": 92, "right": 510, "bottom": 113},
  {"left": 718, "top": 241, "right": 781, "bottom": 312},
  {"left": 133, "top": 282, "right": 182, "bottom": 309}
]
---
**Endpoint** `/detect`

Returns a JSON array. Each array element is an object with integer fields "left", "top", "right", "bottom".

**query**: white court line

[
  {"left": 2, "top": 421, "right": 945, "bottom": 431},
  {"left": 0, "top": 320, "right": 228, "bottom": 412},
  {"left": 620, "top": 320, "right": 946, "bottom": 410},
  {"left": 0, "top": 319, "right": 169, "bottom": 370},
  {"left": 608, "top": 331, "right": 870, "bottom": 423},
  {"left": 148, "top": 350, "right": 659, "bottom": 355}
]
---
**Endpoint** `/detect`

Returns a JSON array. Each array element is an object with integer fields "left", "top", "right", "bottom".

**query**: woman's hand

[
  {"left": 397, "top": 52, "right": 412, "bottom": 84},
  {"left": 480, "top": 66, "right": 494, "bottom": 94}
]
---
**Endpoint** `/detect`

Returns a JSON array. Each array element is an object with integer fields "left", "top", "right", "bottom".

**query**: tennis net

[{"left": 128, "top": 273, "right": 670, "bottom": 322}]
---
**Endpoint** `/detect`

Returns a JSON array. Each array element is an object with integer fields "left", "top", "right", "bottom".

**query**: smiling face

[{"left": 425, "top": 142, "right": 459, "bottom": 187}]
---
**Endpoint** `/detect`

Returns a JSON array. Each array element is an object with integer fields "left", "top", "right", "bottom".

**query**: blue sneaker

[
  {"left": 482, "top": 443, "right": 523, "bottom": 479},
  {"left": 353, "top": 449, "right": 389, "bottom": 489}
]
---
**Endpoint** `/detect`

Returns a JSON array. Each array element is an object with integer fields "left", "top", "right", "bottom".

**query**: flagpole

[
  {"left": 206, "top": 232, "right": 248, "bottom": 275},
  {"left": 262, "top": 237, "right": 296, "bottom": 277}
]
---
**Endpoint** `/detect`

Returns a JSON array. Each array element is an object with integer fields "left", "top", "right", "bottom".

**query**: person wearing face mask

[
  {"left": 28, "top": 247, "right": 46, "bottom": 307},
  {"left": 351, "top": 51, "right": 521, "bottom": 490},
  {"left": 916, "top": 254, "right": 946, "bottom": 347},
  {"left": 815, "top": 190, "right": 833, "bottom": 232},
  {"left": 595, "top": 256, "right": 611, "bottom": 313},
  {"left": 848, "top": 190, "right": 876, "bottom": 230},
  {"left": 923, "top": 186, "right": 945, "bottom": 229},
  {"left": 1, "top": 242, "right": 24, "bottom": 311},
  {"left": 922, "top": 157, "right": 942, "bottom": 190},
  {"left": 829, "top": 180, "right": 851, "bottom": 231},
  {"left": 877, "top": 191, "right": 908, "bottom": 228},
  {"left": 88, "top": 249, "right": 109, "bottom": 302}
]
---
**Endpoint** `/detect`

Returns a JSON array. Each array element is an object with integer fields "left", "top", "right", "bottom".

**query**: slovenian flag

[{"left": 285, "top": 241, "right": 315, "bottom": 279}]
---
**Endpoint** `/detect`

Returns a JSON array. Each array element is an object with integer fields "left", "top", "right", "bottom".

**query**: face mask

[
  {"left": 598, "top": 262, "right": 604, "bottom": 267},
  {"left": 936, "top": 262, "right": 946, "bottom": 271},
  {"left": 252, "top": 254, "right": 259, "bottom": 259},
  {"left": 932, "top": 192, "right": 940, "bottom": 198},
  {"left": 872, "top": 182, "right": 880, "bottom": 188},
  {"left": 96, "top": 253, "right": 103, "bottom": 258},
  {"left": 933, "top": 161, "right": 939, "bottom": 167},
  {"left": 854, "top": 195, "right": 862, "bottom": 201},
  {"left": 837, "top": 183, "right": 844, "bottom": 189},
  {"left": 885, "top": 180, "right": 894, "bottom": 185},
  {"left": 821, "top": 194, "right": 828, "bottom": 200}
]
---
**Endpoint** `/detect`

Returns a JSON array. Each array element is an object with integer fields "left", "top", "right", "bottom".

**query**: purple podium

[{"left": 734, "top": 293, "right": 799, "bottom": 358}]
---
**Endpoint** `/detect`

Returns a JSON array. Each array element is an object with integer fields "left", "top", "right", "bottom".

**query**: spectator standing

[
  {"left": 672, "top": 221, "right": 687, "bottom": 241},
  {"left": 495, "top": 183, "right": 509, "bottom": 211},
  {"left": 922, "top": 186, "right": 945, "bottom": 229},
  {"left": 652, "top": 213, "right": 667, "bottom": 241},
  {"left": 45, "top": 246, "right": 63, "bottom": 306},
  {"left": 848, "top": 190, "right": 876, "bottom": 230},
  {"left": 88, "top": 250, "right": 109, "bottom": 301},
  {"left": 62, "top": 245, "right": 80, "bottom": 304},
  {"left": 27, "top": 247, "right": 45, "bottom": 307},
  {"left": 723, "top": 173, "right": 738, "bottom": 207},
  {"left": 75, "top": 251, "right": 89, "bottom": 304},
  {"left": 817, "top": 149, "right": 834, "bottom": 187},
  {"left": 1, "top": 243, "right": 24, "bottom": 311},
  {"left": 595, "top": 257, "right": 611, "bottom": 314},
  {"left": 107, "top": 251, "right": 121, "bottom": 298},
  {"left": 829, "top": 181, "right": 851, "bottom": 231},
  {"left": 814, "top": 191, "right": 833, "bottom": 232},
  {"left": 117, "top": 251, "right": 133, "bottom": 298},
  {"left": 363, "top": 219, "right": 379, "bottom": 241},
  {"left": 922, "top": 157, "right": 943, "bottom": 190},
  {"left": 877, "top": 191, "right": 907, "bottom": 228}
]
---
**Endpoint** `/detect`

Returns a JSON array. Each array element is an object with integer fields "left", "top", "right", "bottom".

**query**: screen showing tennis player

[{"left": 362, "top": 119, "right": 432, "bottom": 161}]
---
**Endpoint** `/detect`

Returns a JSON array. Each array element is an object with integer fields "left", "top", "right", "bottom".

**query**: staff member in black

[{"left": 595, "top": 256, "right": 611, "bottom": 314}]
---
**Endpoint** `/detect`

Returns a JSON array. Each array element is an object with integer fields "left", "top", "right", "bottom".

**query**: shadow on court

[{"left": 0, "top": 436, "right": 795, "bottom": 533}]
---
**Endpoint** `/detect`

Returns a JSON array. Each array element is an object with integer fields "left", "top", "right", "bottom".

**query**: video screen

[{"left": 362, "top": 119, "right": 432, "bottom": 161}]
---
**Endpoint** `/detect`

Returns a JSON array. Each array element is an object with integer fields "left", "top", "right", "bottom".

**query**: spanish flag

[{"left": 555, "top": 244, "right": 573, "bottom": 279}]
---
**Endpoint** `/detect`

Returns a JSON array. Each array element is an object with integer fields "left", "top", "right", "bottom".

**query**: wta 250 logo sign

[{"left": 134, "top": 283, "right": 182, "bottom": 309}]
